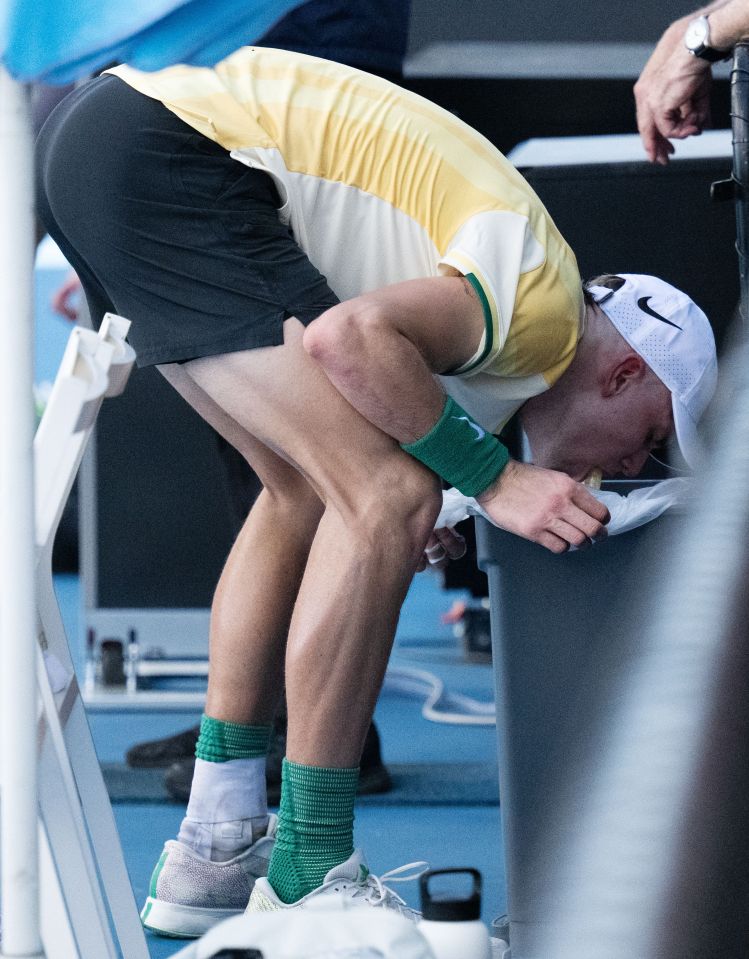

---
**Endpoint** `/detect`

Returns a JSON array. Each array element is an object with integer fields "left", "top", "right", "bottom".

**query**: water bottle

[{"left": 417, "top": 868, "right": 491, "bottom": 959}]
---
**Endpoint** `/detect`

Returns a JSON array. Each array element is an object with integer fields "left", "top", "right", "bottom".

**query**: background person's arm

[
  {"left": 304, "top": 275, "right": 609, "bottom": 553},
  {"left": 635, "top": 0, "right": 749, "bottom": 164}
]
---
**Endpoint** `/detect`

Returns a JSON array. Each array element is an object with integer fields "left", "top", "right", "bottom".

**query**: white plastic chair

[{"left": 30, "top": 314, "right": 149, "bottom": 958}]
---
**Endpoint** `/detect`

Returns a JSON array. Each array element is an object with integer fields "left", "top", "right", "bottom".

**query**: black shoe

[
  {"left": 125, "top": 725, "right": 200, "bottom": 768},
  {"left": 163, "top": 756, "right": 197, "bottom": 803},
  {"left": 358, "top": 721, "right": 392, "bottom": 796},
  {"left": 163, "top": 721, "right": 392, "bottom": 803}
]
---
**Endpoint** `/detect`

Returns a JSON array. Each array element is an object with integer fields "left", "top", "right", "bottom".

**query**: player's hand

[
  {"left": 476, "top": 459, "right": 609, "bottom": 554},
  {"left": 416, "top": 525, "right": 467, "bottom": 572}
]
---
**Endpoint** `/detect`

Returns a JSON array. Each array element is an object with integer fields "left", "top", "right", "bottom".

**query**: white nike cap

[{"left": 586, "top": 273, "right": 718, "bottom": 468}]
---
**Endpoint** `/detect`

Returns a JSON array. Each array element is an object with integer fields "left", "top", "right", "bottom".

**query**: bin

[{"left": 476, "top": 484, "right": 684, "bottom": 955}]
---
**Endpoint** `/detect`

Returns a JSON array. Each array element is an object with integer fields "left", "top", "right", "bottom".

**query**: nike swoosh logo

[
  {"left": 452, "top": 416, "right": 486, "bottom": 441},
  {"left": 637, "top": 296, "right": 682, "bottom": 330}
]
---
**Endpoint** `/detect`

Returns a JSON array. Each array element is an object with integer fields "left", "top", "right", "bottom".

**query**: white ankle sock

[{"left": 177, "top": 756, "right": 269, "bottom": 862}]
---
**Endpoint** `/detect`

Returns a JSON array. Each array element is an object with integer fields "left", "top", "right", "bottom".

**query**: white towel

[{"left": 436, "top": 478, "right": 691, "bottom": 542}]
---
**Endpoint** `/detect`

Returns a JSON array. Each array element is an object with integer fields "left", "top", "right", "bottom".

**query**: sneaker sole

[{"left": 141, "top": 896, "right": 243, "bottom": 938}]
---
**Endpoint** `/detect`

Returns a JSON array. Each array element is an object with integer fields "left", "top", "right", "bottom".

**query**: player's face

[{"left": 563, "top": 377, "right": 674, "bottom": 481}]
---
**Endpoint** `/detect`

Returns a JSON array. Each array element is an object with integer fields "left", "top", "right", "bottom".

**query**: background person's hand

[
  {"left": 51, "top": 270, "right": 82, "bottom": 321},
  {"left": 635, "top": 24, "right": 713, "bottom": 165},
  {"left": 475, "top": 460, "right": 609, "bottom": 554}
]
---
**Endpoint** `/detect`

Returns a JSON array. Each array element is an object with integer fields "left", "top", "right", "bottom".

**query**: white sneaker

[
  {"left": 247, "top": 849, "right": 426, "bottom": 921},
  {"left": 141, "top": 814, "right": 277, "bottom": 938}
]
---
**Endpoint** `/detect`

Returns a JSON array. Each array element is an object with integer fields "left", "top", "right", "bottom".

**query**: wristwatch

[{"left": 684, "top": 15, "right": 731, "bottom": 62}]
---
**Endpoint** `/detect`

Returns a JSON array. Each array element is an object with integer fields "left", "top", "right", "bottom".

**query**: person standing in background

[{"left": 635, "top": 0, "right": 749, "bottom": 164}]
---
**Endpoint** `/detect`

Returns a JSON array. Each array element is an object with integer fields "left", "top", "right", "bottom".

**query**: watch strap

[{"left": 693, "top": 43, "right": 730, "bottom": 62}]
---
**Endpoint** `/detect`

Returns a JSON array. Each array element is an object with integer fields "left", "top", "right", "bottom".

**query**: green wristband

[{"left": 401, "top": 396, "right": 509, "bottom": 498}]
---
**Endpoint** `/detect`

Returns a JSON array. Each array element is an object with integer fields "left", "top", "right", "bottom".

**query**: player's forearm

[
  {"left": 303, "top": 300, "right": 448, "bottom": 444},
  {"left": 304, "top": 302, "right": 512, "bottom": 498}
]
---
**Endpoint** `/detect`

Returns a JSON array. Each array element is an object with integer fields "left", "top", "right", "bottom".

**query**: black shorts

[{"left": 35, "top": 75, "right": 339, "bottom": 367}]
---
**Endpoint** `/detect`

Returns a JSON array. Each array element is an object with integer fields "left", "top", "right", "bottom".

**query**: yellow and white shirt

[{"left": 109, "top": 47, "right": 584, "bottom": 433}]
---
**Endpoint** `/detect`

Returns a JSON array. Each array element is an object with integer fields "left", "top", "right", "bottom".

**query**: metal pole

[
  {"left": 0, "top": 67, "right": 45, "bottom": 958},
  {"left": 731, "top": 42, "right": 749, "bottom": 324}
]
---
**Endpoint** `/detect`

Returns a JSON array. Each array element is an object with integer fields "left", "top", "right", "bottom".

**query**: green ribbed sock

[
  {"left": 194, "top": 713, "right": 272, "bottom": 762},
  {"left": 267, "top": 758, "right": 359, "bottom": 903}
]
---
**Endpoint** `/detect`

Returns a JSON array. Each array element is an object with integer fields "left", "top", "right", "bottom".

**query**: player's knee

[
  {"left": 348, "top": 460, "right": 442, "bottom": 560},
  {"left": 400, "top": 472, "right": 443, "bottom": 561},
  {"left": 302, "top": 306, "right": 347, "bottom": 364},
  {"left": 303, "top": 302, "right": 380, "bottom": 375}
]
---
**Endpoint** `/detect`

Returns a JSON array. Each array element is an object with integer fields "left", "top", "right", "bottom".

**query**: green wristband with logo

[{"left": 401, "top": 396, "right": 510, "bottom": 498}]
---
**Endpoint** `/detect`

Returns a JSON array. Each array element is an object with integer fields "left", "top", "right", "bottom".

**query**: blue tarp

[{"left": 0, "top": 0, "right": 306, "bottom": 82}]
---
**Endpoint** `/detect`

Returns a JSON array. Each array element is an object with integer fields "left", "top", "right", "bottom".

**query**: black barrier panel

[
  {"left": 518, "top": 157, "right": 738, "bottom": 357},
  {"left": 92, "top": 367, "right": 241, "bottom": 608},
  {"left": 732, "top": 42, "right": 749, "bottom": 324},
  {"left": 403, "top": 77, "right": 731, "bottom": 158}
]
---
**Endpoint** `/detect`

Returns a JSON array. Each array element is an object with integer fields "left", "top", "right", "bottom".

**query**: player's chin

[
  {"left": 559, "top": 465, "right": 592, "bottom": 482},
  {"left": 536, "top": 455, "right": 601, "bottom": 482}
]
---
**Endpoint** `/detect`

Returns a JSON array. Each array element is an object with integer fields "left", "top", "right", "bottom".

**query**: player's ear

[{"left": 601, "top": 352, "right": 646, "bottom": 398}]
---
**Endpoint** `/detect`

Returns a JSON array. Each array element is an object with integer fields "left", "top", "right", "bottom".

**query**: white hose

[{"left": 383, "top": 665, "right": 496, "bottom": 726}]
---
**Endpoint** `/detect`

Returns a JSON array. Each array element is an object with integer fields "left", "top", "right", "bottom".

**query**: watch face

[{"left": 685, "top": 16, "right": 709, "bottom": 52}]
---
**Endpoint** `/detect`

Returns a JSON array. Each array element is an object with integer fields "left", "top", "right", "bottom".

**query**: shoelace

[{"left": 350, "top": 861, "right": 429, "bottom": 911}]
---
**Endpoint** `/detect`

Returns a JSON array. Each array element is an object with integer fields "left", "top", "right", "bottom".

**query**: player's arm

[
  {"left": 307, "top": 274, "right": 478, "bottom": 441},
  {"left": 303, "top": 275, "right": 609, "bottom": 553}
]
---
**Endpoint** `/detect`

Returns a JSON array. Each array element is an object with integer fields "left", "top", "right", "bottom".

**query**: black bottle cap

[
  {"left": 211, "top": 949, "right": 264, "bottom": 958},
  {"left": 419, "top": 868, "right": 482, "bottom": 922}
]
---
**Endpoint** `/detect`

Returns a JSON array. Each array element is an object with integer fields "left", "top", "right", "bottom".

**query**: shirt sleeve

[{"left": 438, "top": 210, "right": 544, "bottom": 375}]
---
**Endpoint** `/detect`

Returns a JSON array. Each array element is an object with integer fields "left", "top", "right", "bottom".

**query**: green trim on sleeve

[{"left": 447, "top": 273, "right": 494, "bottom": 375}]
